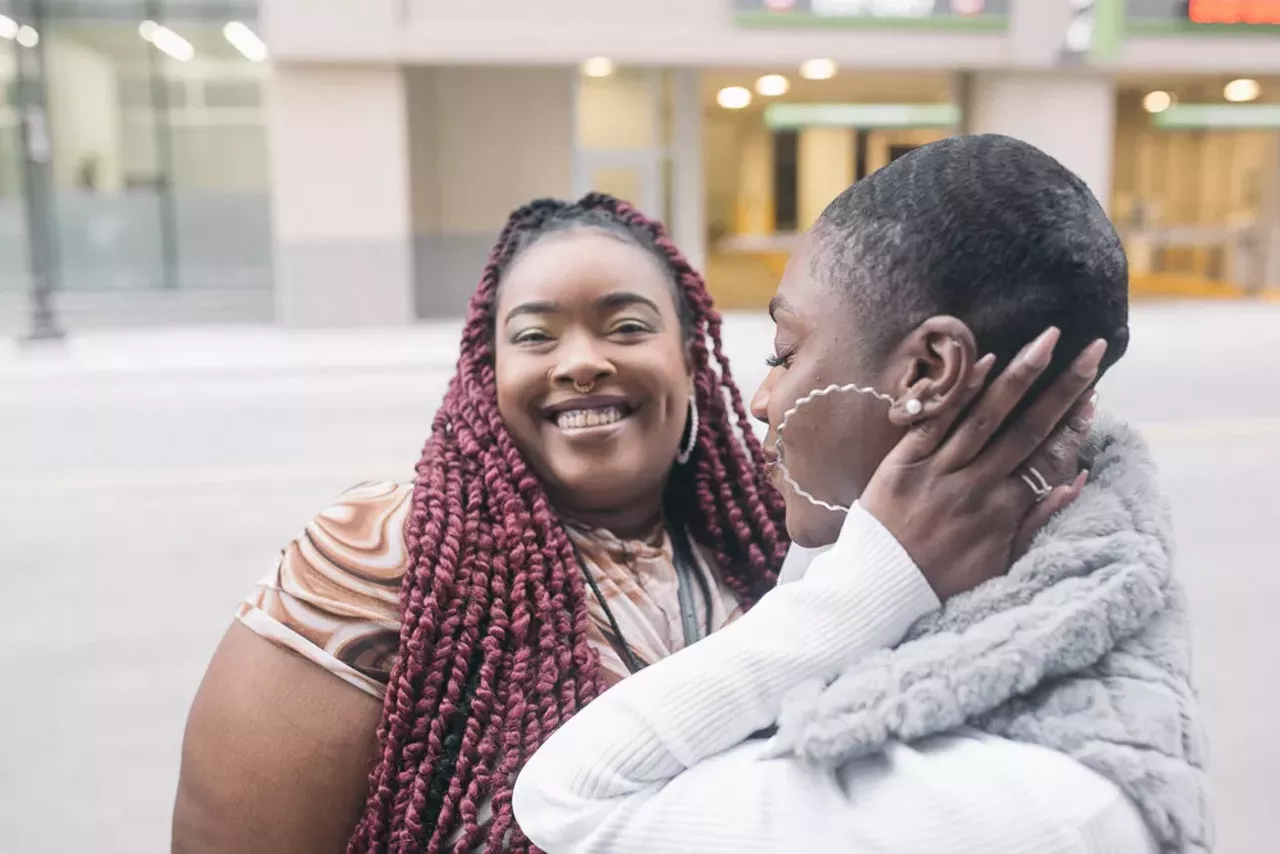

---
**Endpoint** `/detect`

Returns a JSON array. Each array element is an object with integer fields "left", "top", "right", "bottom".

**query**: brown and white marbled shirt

[{"left": 237, "top": 481, "right": 746, "bottom": 699}]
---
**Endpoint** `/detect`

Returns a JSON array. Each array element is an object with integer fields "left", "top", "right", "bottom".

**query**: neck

[{"left": 556, "top": 495, "right": 665, "bottom": 541}]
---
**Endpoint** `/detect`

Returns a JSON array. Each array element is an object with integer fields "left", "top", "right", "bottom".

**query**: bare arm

[{"left": 172, "top": 621, "right": 383, "bottom": 854}]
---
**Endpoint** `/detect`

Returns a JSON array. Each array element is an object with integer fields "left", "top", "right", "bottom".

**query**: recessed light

[
  {"left": 756, "top": 74, "right": 790, "bottom": 97},
  {"left": 1224, "top": 78, "right": 1261, "bottom": 103},
  {"left": 799, "top": 58, "right": 837, "bottom": 81},
  {"left": 717, "top": 86, "right": 752, "bottom": 110},
  {"left": 581, "top": 57, "right": 616, "bottom": 78},
  {"left": 1142, "top": 90, "right": 1173, "bottom": 113}
]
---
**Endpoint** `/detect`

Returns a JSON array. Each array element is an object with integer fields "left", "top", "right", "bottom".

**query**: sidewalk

[{"left": 0, "top": 323, "right": 466, "bottom": 382}]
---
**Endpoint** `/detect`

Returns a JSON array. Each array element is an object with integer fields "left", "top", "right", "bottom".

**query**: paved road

[{"left": 1, "top": 301, "right": 1277, "bottom": 853}]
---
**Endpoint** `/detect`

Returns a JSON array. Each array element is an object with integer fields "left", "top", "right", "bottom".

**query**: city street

[{"left": 2, "top": 300, "right": 1278, "bottom": 853}]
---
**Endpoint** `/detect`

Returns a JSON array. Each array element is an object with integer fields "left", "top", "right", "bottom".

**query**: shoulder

[{"left": 237, "top": 480, "right": 416, "bottom": 698}]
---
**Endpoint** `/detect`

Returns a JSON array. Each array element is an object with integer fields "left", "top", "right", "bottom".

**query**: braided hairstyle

[{"left": 348, "top": 193, "right": 788, "bottom": 853}]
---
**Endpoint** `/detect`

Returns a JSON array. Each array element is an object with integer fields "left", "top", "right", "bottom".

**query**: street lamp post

[{"left": 13, "top": 0, "right": 64, "bottom": 342}]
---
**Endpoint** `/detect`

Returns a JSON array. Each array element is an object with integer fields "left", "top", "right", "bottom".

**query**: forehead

[
  {"left": 774, "top": 233, "right": 844, "bottom": 327},
  {"left": 496, "top": 230, "right": 676, "bottom": 316}
]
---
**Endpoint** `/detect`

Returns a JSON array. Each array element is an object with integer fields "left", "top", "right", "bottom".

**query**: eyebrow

[
  {"left": 596, "top": 291, "right": 662, "bottom": 315},
  {"left": 504, "top": 300, "right": 558, "bottom": 324},
  {"left": 504, "top": 292, "right": 661, "bottom": 324},
  {"left": 768, "top": 295, "right": 792, "bottom": 321}
]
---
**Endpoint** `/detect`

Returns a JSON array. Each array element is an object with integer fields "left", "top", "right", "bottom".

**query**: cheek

[{"left": 493, "top": 355, "right": 543, "bottom": 426}]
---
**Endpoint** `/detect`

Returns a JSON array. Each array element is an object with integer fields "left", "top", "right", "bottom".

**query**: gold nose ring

[{"left": 573, "top": 380, "right": 595, "bottom": 395}]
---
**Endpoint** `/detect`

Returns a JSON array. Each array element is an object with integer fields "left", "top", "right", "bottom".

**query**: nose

[
  {"left": 750, "top": 373, "right": 773, "bottom": 425},
  {"left": 552, "top": 333, "right": 615, "bottom": 392}
]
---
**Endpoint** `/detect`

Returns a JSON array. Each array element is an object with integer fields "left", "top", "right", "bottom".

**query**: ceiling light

[
  {"left": 756, "top": 74, "right": 790, "bottom": 97},
  {"left": 1223, "top": 78, "right": 1261, "bottom": 103},
  {"left": 16, "top": 25, "right": 37, "bottom": 48},
  {"left": 139, "top": 20, "right": 194, "bottom": 62},
  {"left": 223, "top": 21, "right": 267, "bottom": 62},
  {"left": 717, "top": 86, "right": 752, "bottom": 110},
  {"left": 0, "top": 15, "right": 18, "bottom": 40},
  {"left": 1142, "top": 90, "right": 1172, "bottom": 114},
  {"left": 581, "top": 57, "right": 616, "bottom": 78},
  {"left": 799, "top": 58, "right": 837, "bottom": 81}
]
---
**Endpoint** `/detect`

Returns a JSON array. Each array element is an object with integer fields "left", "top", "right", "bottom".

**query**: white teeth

[{"left": 556, "top": 406, "right": 625, "bottom": 430}]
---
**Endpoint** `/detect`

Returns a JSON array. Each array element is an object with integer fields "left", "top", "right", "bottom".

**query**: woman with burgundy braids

[{"left": 172, "top": 193, "right": 792, "bottom": 853}]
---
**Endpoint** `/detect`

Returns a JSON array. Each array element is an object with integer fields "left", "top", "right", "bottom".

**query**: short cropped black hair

[{"left": 812, "top": 133, "right": 1129, "bottom": 387}]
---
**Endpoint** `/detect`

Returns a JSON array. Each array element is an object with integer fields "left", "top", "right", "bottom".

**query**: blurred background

[{"left": 1, "top": 0, "right": 1278, "bottom": 852}]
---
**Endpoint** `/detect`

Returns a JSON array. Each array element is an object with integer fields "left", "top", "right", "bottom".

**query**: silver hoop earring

[{"left": 676, "top": 394, "right": 698, "bottom": 465}]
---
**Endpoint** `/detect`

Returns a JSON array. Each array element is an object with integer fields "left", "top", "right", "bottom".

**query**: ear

[{"left": 883, "top": 316, "right": 979, "bottom": 428}]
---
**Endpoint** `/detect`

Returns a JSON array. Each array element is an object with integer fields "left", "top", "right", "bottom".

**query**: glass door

[{"left": 573, "top": 66, "right": 669, "bottom": 220}]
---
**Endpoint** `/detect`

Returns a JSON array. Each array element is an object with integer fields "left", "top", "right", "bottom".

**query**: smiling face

[
  {"left": 493, "top": 228, "right": 692, "bottom": 533},
  {"left": 750, "top": 237, "right": 905, "bottom": 548}
]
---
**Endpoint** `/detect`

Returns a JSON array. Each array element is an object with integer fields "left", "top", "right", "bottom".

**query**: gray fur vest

[{"left": 770, "top": 416, "right": 1212, "bottom": 853}]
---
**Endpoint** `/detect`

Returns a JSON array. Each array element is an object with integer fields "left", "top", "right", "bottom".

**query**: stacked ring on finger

[{"left": 1019, "top": 466, "right": 1053, "bottom": 504}]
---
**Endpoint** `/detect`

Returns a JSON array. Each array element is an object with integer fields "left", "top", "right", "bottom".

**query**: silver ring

[{"left": 1019, "top": 466, "right": 1053, "bottom": 504}]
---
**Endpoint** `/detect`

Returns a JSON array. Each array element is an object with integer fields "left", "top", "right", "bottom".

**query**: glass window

[{"left": 3, "top": 1, "right": 270, "bottom": 297}]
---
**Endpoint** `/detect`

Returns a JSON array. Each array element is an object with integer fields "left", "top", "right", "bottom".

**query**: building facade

[{"left": 2, "top": 0, "right": 1279, "bottom": 329}]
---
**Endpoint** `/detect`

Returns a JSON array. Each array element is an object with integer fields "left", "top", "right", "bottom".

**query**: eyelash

[
  {"left": 766, "top": 349, "right": 793, "bottom": 369},
  {"left": 512, "top": 321, "right": 653, "bottom": 345}
]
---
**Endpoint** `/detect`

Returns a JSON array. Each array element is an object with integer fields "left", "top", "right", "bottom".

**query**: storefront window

[{"left": 0, "top": 0, "right": 268, "bottom": 296}]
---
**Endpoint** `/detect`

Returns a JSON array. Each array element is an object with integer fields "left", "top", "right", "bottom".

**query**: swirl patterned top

[{"left": 237, "top": 481, "right": 746, "bottom": 698}]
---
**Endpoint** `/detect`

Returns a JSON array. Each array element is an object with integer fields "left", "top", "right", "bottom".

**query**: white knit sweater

[{"left": 512, "top": 506, "right": 1158, "bottom": 854}]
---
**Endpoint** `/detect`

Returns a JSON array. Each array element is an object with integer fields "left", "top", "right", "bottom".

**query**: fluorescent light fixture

[
  {"left": 1154, "top": 103, "right": 1280, "bottom": 129},
  {"left": 581, "top": 57, "right": 616, "bottom": 78},
  {"left": 765, "top": 102, "right": 961, "bottom": 130},
  {"left": 1142, "top": 91, "right": 1172, "bottom": 113},
  {"left": 223, "top": 21, "right": 267, "bottom": 62},
  {"left": 799, "top": 58, "right": 837, "bottom": 80},
  {"left": 717, "top": 86, "right": 752, "bottom": 110},
  {"left": 756, "top": 74, "right": 790, "bottom": 97},
  {"left": 1223, "top": 78, "right": 1260, "bottom": 103},
  {"left": 16, "top": 24, "right": 37, "bottom": 47},
  {"left": 0, "top": 15, "right": 18, "bottom": 40},
  {"left": 139, "top": 20, "right": 194, "bottom": 62}
]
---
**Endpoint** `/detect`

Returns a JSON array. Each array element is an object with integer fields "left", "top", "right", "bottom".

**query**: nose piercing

[{"left": 573, "top": 380, "right": 595, "bottom": 395}]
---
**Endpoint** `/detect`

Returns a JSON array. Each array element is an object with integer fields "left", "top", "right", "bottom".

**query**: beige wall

[
  {"left": 268, "top": 64, "right": 415, "bottom": 325},
  {"left": 404, "top": 66, "right": 573, "bottom": 316},
  {"left": 960, "top": 72, "right": 1116, "bottom": 212},
  {"left": 269, "top": 65, "right": 411, "bottom": 243},
  {"left": 264, "top": 0, "right": 1280, "bottom": 73},
  {"left": 407, "top": 66, "right": 574, "bottom": 235}
]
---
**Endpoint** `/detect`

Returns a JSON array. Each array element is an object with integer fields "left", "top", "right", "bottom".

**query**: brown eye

[
  {"left": 611, "top": 320, "right": 654, "bottom": 336},
  {"left": 512, "top": 329, "right": 553, "bottom": 345}
]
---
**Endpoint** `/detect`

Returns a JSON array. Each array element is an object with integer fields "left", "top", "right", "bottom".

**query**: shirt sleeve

[
  {"left": 236, "top": 481, "right": 411, "bottom": 699},
  {"left": 510, "top": 504, "right": 1157, "bottom": 854}
]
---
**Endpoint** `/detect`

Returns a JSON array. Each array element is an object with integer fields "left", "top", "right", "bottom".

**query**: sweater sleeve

[{"left": 511, "top": 505, "right": 1157, "bottom": 854}]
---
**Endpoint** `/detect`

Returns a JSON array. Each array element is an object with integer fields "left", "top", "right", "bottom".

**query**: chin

[{"left": 784, "top": 501, "right": 846, "bottom": 549}]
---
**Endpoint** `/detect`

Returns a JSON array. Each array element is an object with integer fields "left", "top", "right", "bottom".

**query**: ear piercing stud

[{"left": 904, "top": 399, "right": 923, "bottom": 416}]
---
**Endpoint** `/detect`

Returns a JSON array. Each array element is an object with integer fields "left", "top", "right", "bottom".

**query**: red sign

[{"left": 1189, "top": 0, "right": 1280, "bottom": 24}]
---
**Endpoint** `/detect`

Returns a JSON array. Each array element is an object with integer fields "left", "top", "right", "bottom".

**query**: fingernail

[
  {"left": 1024, "top": 327, "right": 1060, "bottom": 369},
  {"left": 1072, "top": 339, "right": 1109, "bottom": 377},
  {"left": 1073, "top": 394, "right": 1097, "bottom": 429},
  {"left": 1075, "top": 470, "right": 1090, "bottom": 492},
  {"left": 969, "top": 353, "right": 997, "bottom": 387}
]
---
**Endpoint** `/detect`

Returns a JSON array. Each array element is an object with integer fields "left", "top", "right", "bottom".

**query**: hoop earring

[{"left": 676, "top": 394, "right": 698, "bottom": 465}]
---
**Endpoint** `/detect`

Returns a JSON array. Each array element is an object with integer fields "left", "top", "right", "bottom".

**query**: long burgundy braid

[{"left": 348, "top": 193, "right": 789, "bottom": 853}]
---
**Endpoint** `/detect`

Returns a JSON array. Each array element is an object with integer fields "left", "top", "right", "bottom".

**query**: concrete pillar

[
  {"left": 267, "top": 64, "right": 414, "bottom": 326},
  {"left": 956, "top": 71, "right": 1116, "bottom": 213},
  {"left": 670, "top": 69, "right": 706, "bottom": 273},
  {"left": 798, "top": 127, "right": 854, "bottom": 229}
]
